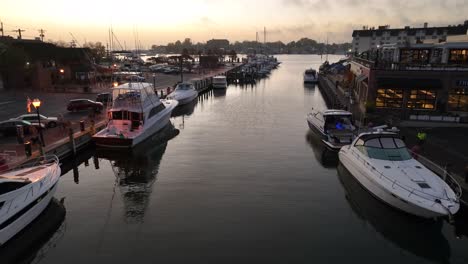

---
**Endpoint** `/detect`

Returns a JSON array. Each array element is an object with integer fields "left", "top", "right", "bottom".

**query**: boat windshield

[
  {"left": 176, "top": 83, "right": 193, "bottom": 90},
  {"left": 355, "top": 136, "right": 412, "bottom": 161},
  {"left": 305, "top": 70, "right": 316, "bottom": 75}
]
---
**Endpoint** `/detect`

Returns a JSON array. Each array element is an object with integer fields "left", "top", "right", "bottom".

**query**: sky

[{"left": 1, "top": 0, "right": 468, "bottom": 48}]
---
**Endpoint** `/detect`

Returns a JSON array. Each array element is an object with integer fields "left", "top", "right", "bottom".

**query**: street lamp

[{"left": 32, "top": 98, "right": 45, "bottom": 147}]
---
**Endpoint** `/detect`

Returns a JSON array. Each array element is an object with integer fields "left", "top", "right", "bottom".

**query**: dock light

[
  {"left": 113, "top": 64, "right": 117, "bottom": 67},
  {"left": 59, "top": 68, "right": 65, "bottom": 74},
  {"left": 32, "top": 98, "right": 41, "bottom": 109},
  {"left": 32, "top": 98, "right": 45, "bottom": 148},
  {"left": 113, "top": 82, "right": 119, "bottom": 87}
]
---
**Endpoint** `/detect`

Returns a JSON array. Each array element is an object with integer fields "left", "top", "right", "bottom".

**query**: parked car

[
  {"left": 0, "top": 120, "right": 42, "bottom": 137},
  {"left": 96, "top": 93, "right": 112, "bottom": 104},
  {"left": 67, "top": 99, "right": 104, "bottom": 113},
  {"left": 12, "top": 114, "right": 58, "bottom": 128}
]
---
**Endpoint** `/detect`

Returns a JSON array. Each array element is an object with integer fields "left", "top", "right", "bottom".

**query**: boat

[
  {"left": 337, "top": 164, "right": 451, "bottom": 263},
  {"left": 92, "top": 82, "right": 178, "bottom": 148},
  {"left": 303, "top": 69, "right": 318, "bottom": 83},
  {"left": 212, "top": 75, "right": 227, "bottom": 89},
  {"left": 166, "top": 82, "right": 198, "bottom": 105},
  {"left": 306, "top": 109, "right": 355, "bottom": 150},
  {"left": 338, "top": 128, "right": 461, "bottom": 218},
  {"left": 0, "top": 155, "right": 61, "bottom": 246}
]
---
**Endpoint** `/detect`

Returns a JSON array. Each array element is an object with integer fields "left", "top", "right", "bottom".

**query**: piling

[{"left": 69, "top": 127, "right": 76, "bottom": 156}]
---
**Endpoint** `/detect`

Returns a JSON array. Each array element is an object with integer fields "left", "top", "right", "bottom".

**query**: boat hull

[
  {"left": 212, "top": 83, "right": 227, "bottom": 89},
  {"left": 177, "top": 93, "right": 198, "bottom": 105},
  {"left": 338, "top": 147, "right": 452, "bottom": 218},
  {"left": 94, "top": 110, "right": 172, "bottom": 149},
  {"left": 0, "top": 165, "right": 60, "bottom": 245},
  {"left": 307, "top": 117, "right": 345, "bottom": 151}
]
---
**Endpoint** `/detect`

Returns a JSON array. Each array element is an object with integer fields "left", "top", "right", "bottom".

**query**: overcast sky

[{"left": 2, "top": 0, "right": 468, "bottom": 48}]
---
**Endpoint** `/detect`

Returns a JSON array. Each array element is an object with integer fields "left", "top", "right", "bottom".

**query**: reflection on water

[
  {"left": 0, "top": 199, "right": 66, "bottom": 264},
  {"left": 305, "top": 130, "right": 338, "bottom": 168},
  {"left": 303, "top": 83, "right": 317, "bottom": 90},
  {"left": 96, "top": 124, "right": 179, "bottom": 223},
  {"left": 337, "top": 163, "right": 451, "bottom": 263},
  {"left": 212, "top": 89, "right": 227, "bottom": 97},
  {"left": 171, "top": 99, "right": 198, "bottom": 117}
]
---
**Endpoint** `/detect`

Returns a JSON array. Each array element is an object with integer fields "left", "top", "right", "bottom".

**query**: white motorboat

[
  {"left": 338, "top": 129, "right": 461, "bottom": 218},
  {"left": 212, "top": 75, "right": 227, "bottom": 89},
  {"left": 307, "top": 109, "right": 355, "bottom": 150},
  {"left": 0, "top": 155, "right": 61, "bottom": 245},
  {"left": 166, "top": 82, "right": 198, "bottom": 105},
  {"left": 93, "top": 82, "right": 178, "bottom": 148},
  {"left": 304, "top": 69, "right": 318, "bottom": 83}
]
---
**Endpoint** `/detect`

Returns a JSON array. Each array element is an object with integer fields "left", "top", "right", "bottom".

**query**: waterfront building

[
  {"left": 348, "top": 37, "right": 468, "bottom": 122},
  {"left": 0, "top": 36, "right": 95, "bottom": 92},
  {"left": 351, "top": 21, "right": 468, "bottom": 54}
]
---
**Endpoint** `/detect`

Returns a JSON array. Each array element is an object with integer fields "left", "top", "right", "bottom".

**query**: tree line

[{"left": 152, "top": 38, "right": 352, "bottom": 55}]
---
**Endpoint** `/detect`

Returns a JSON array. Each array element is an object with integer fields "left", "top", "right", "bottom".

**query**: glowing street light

[
  {"left": 32, "top": 98, "right": 45, "bottom": 148},
  {"left": 59, "top": 68, "right": 65, "bottom": 74}
]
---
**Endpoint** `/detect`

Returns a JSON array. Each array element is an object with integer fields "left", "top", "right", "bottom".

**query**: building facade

[
  {"left": 348, "top": 40, "right": 468, "bottom": 122},
  {"left": 352, "top": 21, "right": 468, "bottom": 54}
]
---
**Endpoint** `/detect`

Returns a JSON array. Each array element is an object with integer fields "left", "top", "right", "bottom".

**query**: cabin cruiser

[
  {"left": 166, "top": 82, "right": 198, "bottom": 105},
  {"left": 303, "top": 69, "right": 318, "bottom": 83},
  {"left": 93, "top": 82, "right": 178, "bottom": 148},
  {"left": 0, "top": 155, "right": 61, "bottom": 245},
  {"left": 212, "top": 75, "right": 227, "bottom": 89},
  {"left": 307, "top": 109, "right": 355, "bottom": 150},
  {"left": 338, "top": 129, "right": 461, "bottom": 218}
]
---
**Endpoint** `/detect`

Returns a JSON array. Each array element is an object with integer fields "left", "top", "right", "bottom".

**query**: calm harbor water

[{"left": 4, "top": 55, "right": 468, "bottom": 264}]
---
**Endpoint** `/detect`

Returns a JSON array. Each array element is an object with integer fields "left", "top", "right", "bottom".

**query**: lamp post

[{"left": 32, "top": 99, "right": 45, "bottom": 147}]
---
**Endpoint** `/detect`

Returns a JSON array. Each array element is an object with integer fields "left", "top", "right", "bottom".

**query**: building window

[
  {"left": 399, "top": 49, "right": 430, "bottom": 64},
  {"left": 407, "top": 89, "right": 436, "bottom": 110},
  {"left": 376, "top": 88, "right": 403, "bottom": 108},
  {"left": 448, "top": 49, "right": 468, "bottom": 64},
  {"left": 448, "top": 88, "right": 468, "bottom": 111}
]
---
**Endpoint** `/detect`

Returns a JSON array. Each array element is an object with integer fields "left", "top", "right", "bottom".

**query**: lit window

[
  {"left": 407, "top": 89, "right": 436, "bottom": 110},
  {"left": 376, "top": 88, "right": 403, "bottom": 108},
  {"left": 448, "top": 88, "right": 468, "bottom": 111}
]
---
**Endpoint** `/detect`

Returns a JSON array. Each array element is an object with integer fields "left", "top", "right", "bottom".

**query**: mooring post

[{"left": 69, "top": 127, "right": 76, "bottom": 156}]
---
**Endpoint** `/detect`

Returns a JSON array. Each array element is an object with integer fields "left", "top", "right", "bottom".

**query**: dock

[{"left": 1, "top": 63, "right": 244, "bottom": 168}]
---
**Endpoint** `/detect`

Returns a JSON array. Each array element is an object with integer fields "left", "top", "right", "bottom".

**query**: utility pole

[
  {"left": 12, "top": 28, "right": 25, "bottom": 39},
  {"left": 38, "top": 29, "right": 46, "bottom": 41},
  {"left": 0, "top": 21, "right": 4, "bottom": 37},
  {"left": 264, "top": 26, "right": 266, "bottom": 44}
]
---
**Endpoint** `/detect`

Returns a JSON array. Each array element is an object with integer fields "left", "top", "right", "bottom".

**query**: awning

[{"left": 377, "top": 78, "right": 443, "bottom": 89}]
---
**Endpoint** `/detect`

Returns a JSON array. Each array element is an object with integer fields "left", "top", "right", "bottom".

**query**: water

[{"left": 4, "top": 55, "right": 468, "bottom": 264}]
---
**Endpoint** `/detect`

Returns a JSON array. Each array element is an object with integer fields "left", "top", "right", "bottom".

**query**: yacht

[
  {"left": 338, "top": 129, "right": 461, "bottom": 218},
  {"left": 0, "top": 155, "right": 61, "bottom": 245},
  {"left": 166, "top": 82, "right": 198, "bottom": 105},
  {"left": 306, "top": 109, "right": 355, "bottom": 150},
  {"left": 92, "top": 82, "right": 178, "bottom": 148},
  {"left": 303, "top": 69, "right": 318, "bottom": 83},
  {"left": 212, "top": 75, "right": 227, "bottom": 89}
]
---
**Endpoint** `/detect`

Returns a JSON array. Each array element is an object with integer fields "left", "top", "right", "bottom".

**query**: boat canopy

[
  {"left": 112, "top": 83, "right": 159, "bottom": 111},
  {"left": 176, "top": 83, "right": 194, "bottom": 90},
  {"left": 305, "top": 69, "right": 316, "bottom": 74},
  {"left": 354, "top": 135, "right": 412, "bottom": 161}
]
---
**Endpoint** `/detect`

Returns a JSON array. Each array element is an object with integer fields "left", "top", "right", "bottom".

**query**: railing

[
  {"left": 0, "top": 155, "right": 60, "bottom": 176},
  {"left": 407, "top": 149, "right": 463, "bottom": 199},
  {"left": 348, "top": 148, "right": 460, "bottom": 202},
  {"left": 352, "top": 58, "right": 468, "bottom": 71}
]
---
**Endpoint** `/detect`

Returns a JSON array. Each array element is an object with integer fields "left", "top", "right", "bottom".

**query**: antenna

[
  {"left": 12, "top": 28, "right": 25, "bottom": 39},
  {"left": 38, "top": 29, "right": 46, "bottom": 41},
  {"left": 264, "top": 26, "right": 266, "bottom": 44}
]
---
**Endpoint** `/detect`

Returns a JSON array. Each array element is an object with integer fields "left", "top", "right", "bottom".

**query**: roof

[{"left": 352, "top": 24, "right": 468, "bottom": 37}]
